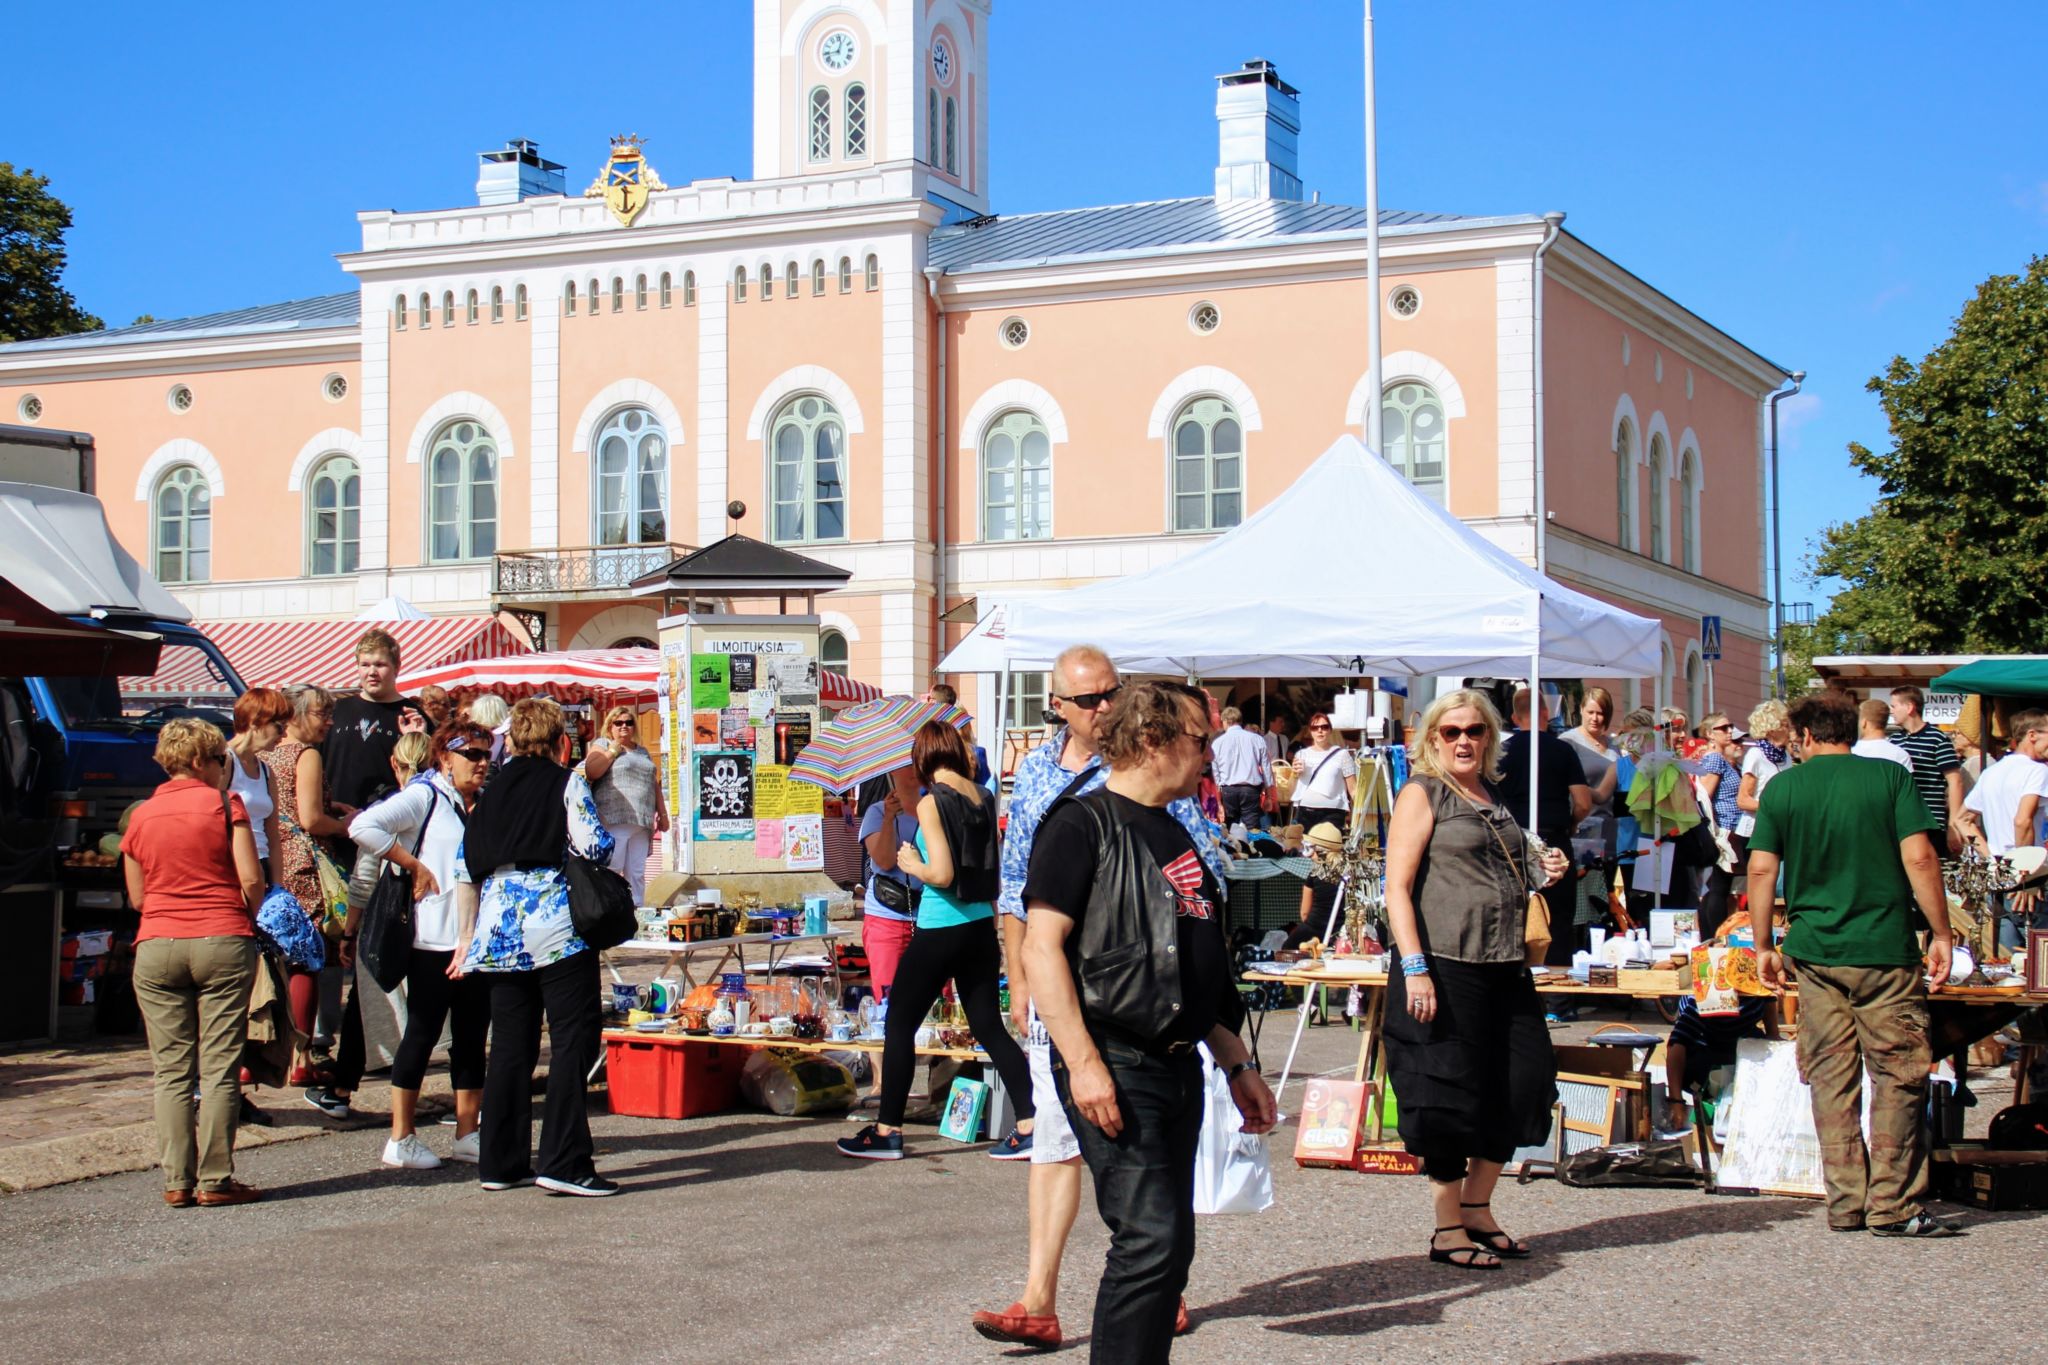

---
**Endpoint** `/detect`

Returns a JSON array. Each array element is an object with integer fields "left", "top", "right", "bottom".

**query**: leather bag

[
  {"left": 358, "top": 792, "right": 436, "bottom": 992},
  {"left": 565, "top": 853, "right": 637, "bottom": 951}
]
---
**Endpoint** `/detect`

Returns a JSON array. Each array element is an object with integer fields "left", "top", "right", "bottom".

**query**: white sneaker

[
  {"left": 381, "top": 1134, "right": 443, "bottom": 1170},
  {"left": 446, "top": 1131, "right": 480, "bottom": 1165}
]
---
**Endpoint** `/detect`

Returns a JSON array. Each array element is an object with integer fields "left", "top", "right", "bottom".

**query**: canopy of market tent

[
  {"left": 939, "top": 435, "right": 1662, "bottom": 681},
  {"left": 126, "top": 615, "right": 527, "bottom": 697},
  {"left": 1930, "top": 658, "right": 2048, "bottom": 705},
  {"left": 399, "top": 647, "right": 885, "bottom": 708}
]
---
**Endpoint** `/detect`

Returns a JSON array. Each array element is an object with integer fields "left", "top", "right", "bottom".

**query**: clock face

[
  {"left": 820, "top": 30, "right": 856, "bottom": 71},
  {"left": 931, "top": 37, "right": 953, "bottom": 83}
]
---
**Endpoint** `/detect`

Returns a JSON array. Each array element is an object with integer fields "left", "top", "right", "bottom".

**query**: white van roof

[{"left": 0, "top": 481, "right": 192, "bottom": 622}]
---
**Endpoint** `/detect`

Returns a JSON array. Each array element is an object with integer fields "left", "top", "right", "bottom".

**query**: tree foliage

[
  {"left": 1814, "top": 255, "right": 2048, "bottom": 653},
  {"left": 0, "top": 163, "right": 102, "bottom": 344}
]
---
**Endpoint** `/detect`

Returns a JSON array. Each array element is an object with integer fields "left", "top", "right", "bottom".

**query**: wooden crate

[{"left": 1619, "top": 967, "right": 1686, "bottom": 993}]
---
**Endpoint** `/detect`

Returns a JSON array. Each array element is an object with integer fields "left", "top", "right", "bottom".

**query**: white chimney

[
  {"left": 1214, "top": 60, "right": 1302, "bottom": 202},
  {"left": 476, "top": 139, "right": 566, "bottom": 206}
]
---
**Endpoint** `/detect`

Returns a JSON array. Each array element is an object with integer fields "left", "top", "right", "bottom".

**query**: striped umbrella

[{"left": 787, "top": 695, "right": 971, "bottom": 793}]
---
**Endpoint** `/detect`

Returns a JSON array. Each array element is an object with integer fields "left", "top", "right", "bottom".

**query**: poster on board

[
  {"left": 729, "top": 654, "right": 757, "bottom": 692},
  {"left": 695, "top": 751, "right": 754, "bottom": 840},
  {"left": 785, "top": 814, "right": 825, "bottom": 870},
  {"left": 774, "top": 715, "right": 813, "bottom": 766},
  {"left": 691, "top": 655, "right": 730, "bottom": 709}
]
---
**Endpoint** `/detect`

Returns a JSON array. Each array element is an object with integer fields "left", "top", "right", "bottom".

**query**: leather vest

[{"left": 1050, "top": 787, "right": 1185, "bottom": 1043}]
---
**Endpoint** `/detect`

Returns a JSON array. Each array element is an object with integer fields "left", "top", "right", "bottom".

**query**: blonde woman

[
  {"left": 1384, "top": 690, "right": 1568, "bottom": 1270},
  {"left": 1736, "top": 699, "right": 1793, "bottom": 841},
  {"left": 466, "top": 693, "right": 510, "bottom": 768},
  {"left": 584, "top": 704, "right": 667, "bottom": 904}
]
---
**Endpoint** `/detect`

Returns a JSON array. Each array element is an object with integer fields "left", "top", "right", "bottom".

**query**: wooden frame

[{"left": 2028, "top": 928, "right": 2048, "bottom": 999}]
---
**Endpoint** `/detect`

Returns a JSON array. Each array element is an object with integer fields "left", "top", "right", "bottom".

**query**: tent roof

[
  {"left": 126, "top": 616, "right": 525, "bottom": 695},
  {"left": 0, "top": 576, "right": 162, "bottom": 676},
  {"left": 0, "top": 481, "right": 192, "bottom": 622},
  {"left": 941, "top": 436, "right": 1661, "bottom": 679},
  {"left": 630, "top": 534, "right": 852, "bottom": 594},
  {"left": 1930, "top": 659, "right": 2048, "bottom": 704}
]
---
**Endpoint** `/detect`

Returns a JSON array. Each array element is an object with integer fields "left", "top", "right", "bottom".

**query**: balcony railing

[{"left": 493, "top": 542, "right": 693, "bottom": 601}]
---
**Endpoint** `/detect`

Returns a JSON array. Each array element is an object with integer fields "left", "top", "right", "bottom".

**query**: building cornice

[{"left": 0, "top": 329, "right": 359, "bottom": 383}]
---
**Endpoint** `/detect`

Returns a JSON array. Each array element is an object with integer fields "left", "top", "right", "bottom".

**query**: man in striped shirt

[{"left": 1887, "top": 686, "right": 1964, "bottom": 855}]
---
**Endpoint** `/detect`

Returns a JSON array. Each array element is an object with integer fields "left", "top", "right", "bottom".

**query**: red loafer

[
  {"left": 1176, "top": 1298, "right": 1191, "bottom": 1335},
  {"left": 970, "top": 1302, "right": 1061, "bottom": 1351}
]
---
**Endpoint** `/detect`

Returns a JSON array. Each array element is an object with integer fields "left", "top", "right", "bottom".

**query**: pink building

[{"left": 0, "top": 0, "right": 1787, "bottom": 724}]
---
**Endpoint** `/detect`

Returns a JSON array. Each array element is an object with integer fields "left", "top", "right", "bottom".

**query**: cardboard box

[
  {"left": 1351, "top": 1145, "right": 1424, "bottom": 1175},
  {"left": 1620, "top": 967, "right": 1686, "bottom": 993},
  {"left": 1295, "top": 1079, "right": 1372, "bottom": 1169}
]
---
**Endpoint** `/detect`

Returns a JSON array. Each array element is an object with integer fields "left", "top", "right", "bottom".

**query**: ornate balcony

[{"left": 492, "top": 542, "right": 693, "bottom": 603}]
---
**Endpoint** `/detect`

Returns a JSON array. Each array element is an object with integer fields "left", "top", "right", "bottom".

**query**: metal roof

[
  {"left": 0, "top": 292, "right": 360, "bottom": 355},
  {"left": 929, "top": 197, "right": 1510, "bottom": 274}
]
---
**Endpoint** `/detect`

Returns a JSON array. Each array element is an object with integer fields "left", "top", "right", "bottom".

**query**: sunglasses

[
  {"left": 1308, "top": 723, "right": 1332, "bottom": 732},
  {"left": 1055, "top": 685, "right": 1122, "bottom": 710},
  {"left": 1183, "top": 728, "right": 1214, "bottom": 748},
  {"left": 1436, "top": 723, "right": 1489, "bottom": 743},
  {"left": 1710, "top": 722, "right": 1734, "bottom": 733},
  {"left": 447, "top": 748, "right": 492, "bottom": 766}
]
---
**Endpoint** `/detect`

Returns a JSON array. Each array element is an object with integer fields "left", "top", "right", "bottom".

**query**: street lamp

[{"left": 1768, "top": 369, "right": 1805, "bottom": 698}]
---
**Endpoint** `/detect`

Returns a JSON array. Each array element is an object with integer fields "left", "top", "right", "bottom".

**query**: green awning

[{"left": 1929, "top": 659, "right": 2048, "bottom": 703}]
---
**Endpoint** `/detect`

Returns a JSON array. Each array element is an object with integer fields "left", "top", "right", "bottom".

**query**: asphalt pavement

[{"left": 0, "top": 1017, "right": 2035, "bottom": 1364}]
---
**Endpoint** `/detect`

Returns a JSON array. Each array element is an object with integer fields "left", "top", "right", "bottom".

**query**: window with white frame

[
  {"left": 153, "top": 465, "right": 211, "bottom": 584},
  {"left": 811, "top": 261, "right": 826, "bottom": 296},
  {"left": 1648, "top": 434, "right": 1668, "bottom": 562},
  {"left": 733, "top": 266, "right": 748, "bottom": 302},
  {"left": 981, "top": 410, "right": 1052, "bottom": 542},
  {"left": 845, "top": 84, "right": 868, "bottom": 159},
  {"left": 759, "top": 265, "right": 773, "bottom": 301},
  {"left": 635, "top": 275, "right": 648, "bottom": 310},
  {"left": 1005, "top": 672, "right": 1050, "bottom": 730},
  {"left": 441, "top": 291, "right": 455, "bottom": 327},
  {"left": 564, "top": 281, "right": 577, "bottom": 316},
  {"left": 426, "top": 420, "right": 498, "bottom": 562},
  {"left": 610, "top": 278, "right": 624, "bottom": 313},
  {"left": 307, "top": 454, "right": 360, "bottom": 576},
  {"left": 659, "top": 272, "right": 671, "bottom": 307},
  {"left": 864, "top": 255, "right": 879, "bottom": 291},
  {"left": 515, "top": 284, "right": 528, "bottom": 320},
  {"left": 768, "top": 395, "right": 847, "bottom": 544},
  {"left": 682, "top": 271, "right": 695, "bottom": 306},
  {"left": 808, "top": 87, "right": 833, "bottom": 162},
  {"left": 1615, "top": 419, "right": 1634, "bottom": 551},
  {"left": 1381, "top": 381, "right": 1446, "bottom": 502},
  {"left": 1170, "top": 397, "right": 1243, "bottom": 532},
  {"left": 820, "top": 628, "right": 849, "bottom": 677},
  {"left": 466, "top": 290, "right": 479, "bottom": 324},
  {"left": 593, "top": 407, "right": 667, "bottom": 546},
  {"left": 490, "top": 286, "right": 503, "bottom": 322},
  {"left": 394, "top": 296, "right": 407, "bottom": 329},
  {"left": 1679, "top": 449, "right": 1699, "bottom": 573},
  {"left": 785, "top": 263, "right": 799, "bottom": 299},
  {"left": 838, "top": 257, "right": 852, "bottom": 293},
  {"left": 418, "top": 292, "right": 431, "bottom": 325},
  {"left": 1685, "top": 650, "right": 1702, "bottom": 725}
]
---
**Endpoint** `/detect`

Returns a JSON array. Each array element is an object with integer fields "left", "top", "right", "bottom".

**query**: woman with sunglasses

[
  {"left": 1383, "top": 690, "right": 1568, "bottom": 1271},
  {"left": 1291, "top": 712, "right": 1357, "bottom": 834},
  {"left": 583, "top": 704, "right": 668, "bottom": 905},
  {"left": 349, "top": 721, "right": 495, "bottom": 1169}
]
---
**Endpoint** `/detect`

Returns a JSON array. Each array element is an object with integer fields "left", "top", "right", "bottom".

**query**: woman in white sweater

[{"left": 349, "top": 721, "right": 494, "bottom": 1169}]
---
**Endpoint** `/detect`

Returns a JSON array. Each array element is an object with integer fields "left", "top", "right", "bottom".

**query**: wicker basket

[{"left": 1272, "top": 760, "right": 1297, "bottom": 805}]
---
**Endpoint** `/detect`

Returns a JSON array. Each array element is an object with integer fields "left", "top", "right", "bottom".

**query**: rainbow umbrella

[{"left": 786, "top": 695, "right": 971, "bottom": 793}]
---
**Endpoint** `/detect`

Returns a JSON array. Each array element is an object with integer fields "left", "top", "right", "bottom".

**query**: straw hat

[{"left": 1303, "top": 822, "right": 1346, "bottom": 854}]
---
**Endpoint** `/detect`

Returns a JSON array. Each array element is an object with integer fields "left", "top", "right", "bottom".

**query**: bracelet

[
  {"left": 1226, "top": 1060, "right": 1258, "bottom": 1082},
  {"left": 1400, "top": 953, "right": 1428, "bottom": 977}
]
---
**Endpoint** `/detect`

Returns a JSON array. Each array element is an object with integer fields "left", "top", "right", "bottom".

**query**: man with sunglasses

[{"left": 974, "top": 646, "right": 1227, "bottom": 1352}]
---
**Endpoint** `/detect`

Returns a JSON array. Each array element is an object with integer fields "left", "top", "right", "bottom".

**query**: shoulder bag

[
  {"left": 1477, "top": 795, "right": 1551, "bottom": 966},
  {"left": 274, "top": 794, "right": 351, "bottom": 940},
  {"left": 565, "top": 852, "right": 637, "bottom": 952},
  {"left": 358, "top": 790, "right": 436, "bottom": 992}
]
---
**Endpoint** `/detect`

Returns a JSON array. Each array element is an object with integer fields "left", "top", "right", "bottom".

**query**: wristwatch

[{"left": 1226, "top": 1061, "right": 1258, "bottom": 1083}]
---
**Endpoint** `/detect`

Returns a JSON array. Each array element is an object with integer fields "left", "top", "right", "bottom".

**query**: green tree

[
  {"left": 0, "top": 163, "right": 102, "bottom": 344},
  {"left": 1813, "top": 255, "right": 2048, "bottom": 652}
]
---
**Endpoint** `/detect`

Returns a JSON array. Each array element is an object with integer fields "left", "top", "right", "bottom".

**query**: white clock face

[
  {"left": 931, "top": 37, "right": 953, "bottom": 83},
  {"left": 820, "top": 30, "right": 856, "bottom": 71}
]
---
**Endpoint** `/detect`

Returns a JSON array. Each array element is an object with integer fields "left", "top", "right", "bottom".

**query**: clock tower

[{"left": 752, "top": 0, "right": 991, "bottom": 214}]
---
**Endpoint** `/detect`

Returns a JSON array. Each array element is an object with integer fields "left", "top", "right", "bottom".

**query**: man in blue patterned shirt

[{"left": 973, "top": 645, "right": 1225, "bottom": 1351}]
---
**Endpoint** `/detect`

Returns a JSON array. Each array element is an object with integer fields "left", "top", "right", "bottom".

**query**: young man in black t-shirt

[{"left": 1022, "top": 681, "right": 1275, "bottom": 1362}]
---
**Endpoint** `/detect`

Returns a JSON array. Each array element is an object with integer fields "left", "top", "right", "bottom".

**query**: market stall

[
  {"left": 398, "top": 645, "right": 884, "bottom": 710},
  {"left": 128, "top": 613, "right": 527, "bottom": 697}
]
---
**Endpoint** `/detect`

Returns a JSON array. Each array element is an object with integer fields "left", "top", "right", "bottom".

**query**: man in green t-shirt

[{"left": 1746, "top": 690, "right": 1957, "bottom": 1238}]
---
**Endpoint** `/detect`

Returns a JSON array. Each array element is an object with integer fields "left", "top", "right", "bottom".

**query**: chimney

[
  {"left": 1214, "top": 60, "right": 1302, "bottom": 202},
  {"left": 476, "top": 139, "right": 566, "bottom": 206}
]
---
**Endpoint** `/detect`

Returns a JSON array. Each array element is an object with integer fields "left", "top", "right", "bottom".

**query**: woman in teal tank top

[{"left": 835, "top": 721, "right": 1038, "bottom": 1162}]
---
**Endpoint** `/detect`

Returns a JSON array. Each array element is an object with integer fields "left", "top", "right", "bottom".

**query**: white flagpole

[{"left": 1364, "top": 0, "right": 1383, "bottom": 454}]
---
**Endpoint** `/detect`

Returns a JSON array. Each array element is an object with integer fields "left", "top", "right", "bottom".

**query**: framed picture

[{"left": 2027, "top": 928, "right": 2048, "bottom": 999}]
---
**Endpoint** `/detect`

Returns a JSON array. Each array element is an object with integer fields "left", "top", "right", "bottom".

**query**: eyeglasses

[
  {"left": 1710, "top": 722, "right": 1734, "bottom": 733},
  {"left": 1308, "top": 723, "right": 1332, "bottom": 732},
  {"left": 1436, "top": 723, "right": 1489, "bottom": 743},
  {"left": 448, "top": 748, "right": 492, "bottom": 767},
  {"left": 1054, "top": 685, "right": 1122, "bottom": 710},
  {"left": 1182, "top": 728, "right": 1214, "bottom": 749}
]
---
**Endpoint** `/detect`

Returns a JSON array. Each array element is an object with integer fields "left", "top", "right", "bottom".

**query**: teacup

[{"left": 769, "top": 1014, "right": 798, "bottom": 1037}]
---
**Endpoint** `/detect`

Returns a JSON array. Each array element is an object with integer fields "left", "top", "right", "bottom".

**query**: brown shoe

[
  {"left": 970, "top": 1302, "right": 1061, "bottom": 1351},
  {"left": 195, "top": 1180, "right": 263, "bottom": 1207},
  {"left": 1175, "top": 1297, "right": 1191, "bottom": 1335},
  {"left": 163, "top": 1189, "right": 195, "bottom": 1208}
]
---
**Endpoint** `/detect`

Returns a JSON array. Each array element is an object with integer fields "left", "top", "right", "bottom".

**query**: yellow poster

[{"left": 753, "top": 764, "right": 791, "bottom": 820}]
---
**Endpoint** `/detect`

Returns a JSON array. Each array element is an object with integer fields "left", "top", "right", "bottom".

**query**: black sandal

[
  {"left": 1429, "top": 1225, "right": 1501, "bottom": 1270},
  {"left": 1461, "top": 1202, "right": 1531, "bottom": 1258}
]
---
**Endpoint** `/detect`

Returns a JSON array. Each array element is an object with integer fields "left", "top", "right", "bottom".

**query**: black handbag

[
  {"left": 565, "top": 853, "right": 637, "bottom": 951},
  {"left": 1558, "top": 1139, "right": 1701, "bottom": 1189},
  {"left": 359, "top": 793, "right": 436, "bottom": 992}
]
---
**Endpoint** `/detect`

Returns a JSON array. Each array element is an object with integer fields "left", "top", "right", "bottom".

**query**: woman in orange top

[{"left": 122, "top": 719, "right": 267, "bottom": 1208}]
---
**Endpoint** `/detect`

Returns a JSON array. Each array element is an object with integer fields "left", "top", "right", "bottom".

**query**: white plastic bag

[{"left": 1192, "top": 1048, "right": 1274, "bottom": 1216}]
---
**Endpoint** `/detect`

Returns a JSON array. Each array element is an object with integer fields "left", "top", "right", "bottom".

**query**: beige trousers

[
  {"left": 1789, "top": 958, "right": 1930, "bottom": 1228},
  {"left": 134, "top": 935, "right": 258, "bottom": 1193}
]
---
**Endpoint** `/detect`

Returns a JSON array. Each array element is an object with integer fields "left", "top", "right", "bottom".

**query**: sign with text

[{"left": 1924, "top": 691, "right": 1963, "bottom": 726}]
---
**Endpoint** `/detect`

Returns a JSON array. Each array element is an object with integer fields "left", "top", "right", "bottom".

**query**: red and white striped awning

[
  {"left": 126, "top": 615, "right": 529, "bottom": 696},
  {"left": 398, "top": 647, "right": 885, "bottom": 708}
]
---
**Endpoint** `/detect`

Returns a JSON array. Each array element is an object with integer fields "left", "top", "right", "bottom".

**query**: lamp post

[{"left": 1767, "top": 370, "right": 1805, "bottom": 698}]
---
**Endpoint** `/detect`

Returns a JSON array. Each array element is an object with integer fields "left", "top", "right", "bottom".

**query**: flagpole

[{"left": 1363, "top": 1, "right": 1383, "bottom": 454}]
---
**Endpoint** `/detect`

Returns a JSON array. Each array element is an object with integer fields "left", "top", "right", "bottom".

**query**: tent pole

[{"left": 1526, "top": 654, "right": 1541, "bottom": 836}]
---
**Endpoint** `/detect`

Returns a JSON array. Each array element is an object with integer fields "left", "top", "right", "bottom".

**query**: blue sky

[{"left": 11, "top": 1, "right": 2047, "bottom": 608}]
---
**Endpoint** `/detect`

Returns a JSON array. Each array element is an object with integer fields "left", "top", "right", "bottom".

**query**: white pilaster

[
  {"left": 888, "top": 0, "right": 918, "bottom": 165},
  {"left": 530, "top": 286, "right": 561, "bottom": 547},
  {"left": 878, "top": 233, "right": 926, "bottom": 544},
  {"left": 1495, "top": 255, "right": 1535, "bottom": 534},
  {"left": 697, "top": 264, "right": 732, "bottom": 545},
  {"left": 877, "top": 589, "right": 930, "bottom": 695},
  {"left": 358, "top": 298, "right": 391, "bottom": 571}
]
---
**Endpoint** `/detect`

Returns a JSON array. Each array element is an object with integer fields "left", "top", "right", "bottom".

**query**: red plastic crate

[{"left": 604, "top": 1035, "right": 741, "bottom": 1119}]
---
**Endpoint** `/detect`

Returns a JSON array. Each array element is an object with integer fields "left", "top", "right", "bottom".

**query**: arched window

[
  {"left": 564, "top": 281, "right": 578, "bottom": 316},
  {"left": 659, "top": 272, "right": 672, "bottom": 308},
  {"left": 588, "top": 278, "right": 601, "bottom": 316},
  {"left": 785, "top": 263, "right": 799, "bottom": 299},
  {"left": 593, "top": 407, "right": 668, "bottom": 546},
  {"left": 821, "top": 628, "right": 850, "bottom": 677},
  {"left": 928, "top": 89, "right": 940, "bottom": 164},
  {"left": 982, "top": 410, "right": 1052, "bottom": 542},
  {"left": 1615, "top": 419, "right": 1634, "bottom": 551},
  {"left": 845, "top": 84, "right": 868, "bottom": 158},
  {"left": 944, "top": 96, "right": 958, "bottom": 174},
  {"left": 682, "top": 271, "right": 696, "bottom": 306},
  {"left": 153, "top": 465, "right": 211, "bottom": 584},
  {"left": 418, "top": 292, "right": 432, "bottom": 325},
  {"left": 1380, "top": 381, "right": 1446, "bottom": 502},
  {"left": 1648, "top": 434, "right": 1668, "bottom": 562},
  {"left": 394, "top": 296, "right": 407, "bottom": 330},
  {"left": 490, "top": 286, "right": 504, "bottom": 322},
  {"left": 864, "top": 255, "right": 879, "bottom": 291},
  {"left": 426, "top": 420, "right": 498, "bottom": 562},
  {"left": 1685, "top": 650, "right": 1703, "bottom": 725},
  {"left": 442, "top": 292, "right": 455, "bottom": 327},
  {"left": 1679, "top": 450, "right": 1699, "bottom": 573},
  {"left": 635, "top": 274, "right": 648, "bottom": 310},
  {"left": 514, "top": 284, "right": 528, "bottom": 321},
  {"left": 759, "top": 265, "right": 773, "bottom": 302},
  {"left": 768, "top": 395, "right": 847, "bottom": 544},
  {"left": 1170, "top": 397, "right": 1243, "bottom": 532},
  {"left": 610, "top": 277, "right": 624, "bottom": 314},
  {"left": 809, "top": 87, "right": 833, "bottom": 162},
  {"left": 838, "top": 257, "right": 853, "bottom": 293},
  {"left": 811, "top": 261, "right": 827, "bottom": 296},
  {"left": 465, "top": 289, "right": 479, "bottom": 324},
  {"left": 733, "top": 266, "right": 748, "bottom": 303},
  {"left": 307, "top": 454, "right": 361, "bottom": 576}
]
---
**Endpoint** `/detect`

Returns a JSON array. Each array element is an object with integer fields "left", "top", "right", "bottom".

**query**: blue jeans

[
  {"left": 1055, "top": 1037, "right": 1205, "bottom": 1365},
  {"left": 1993, "top": 890, "right": 2046, "bottom": 952}
]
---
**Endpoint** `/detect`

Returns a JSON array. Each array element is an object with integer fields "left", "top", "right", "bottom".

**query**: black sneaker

[
  {"left": 537, "top": 1173, "right": 620, "bottom": 1197},
  {"left": 303, "top": 1086, "right": 352, "bottom": 1120},
  {"left": 479, "top": 1174, "right": 536, "bottom": 1191},
  {"left": 238, "top": 1095, "right": 274, "bottom": 1127},
  {"left": 1869, "top": 1213, "right": 1962, "bottom": 1238},
  {"left": 836, "top": 1124, "right": 905, "bottom": 1160}
]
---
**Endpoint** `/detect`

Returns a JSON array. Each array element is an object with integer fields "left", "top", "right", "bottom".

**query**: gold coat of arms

[{"left": 586, "top": 136, "right": 666, "bottom": 226}]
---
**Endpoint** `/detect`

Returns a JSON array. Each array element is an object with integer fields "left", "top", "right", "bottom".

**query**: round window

[
  {"left": 1000, "top": 316, "right": 1030, "bottom": 349},
  {"left": 323, "top": 373, "right": 349, "bottom": 402},
  {"left": 168, "top": 384, "right": 194, "bottom": 413},
  {"left": 17, "top": 393, "right": 42, "bottom": 422},
  {"left": 1388, "top": 284, "right": 1421, "bottom": 318},
  {"left": 1189, "top": 301, "right": 1221, "bottom": 335}
]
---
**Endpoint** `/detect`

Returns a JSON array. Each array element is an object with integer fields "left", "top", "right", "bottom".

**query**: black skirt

[{"left": 1383, "top": 959, "right": 1557, "bottom": 1167}]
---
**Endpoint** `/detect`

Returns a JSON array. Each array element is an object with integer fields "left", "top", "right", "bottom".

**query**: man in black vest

[{"left": 1022, "top": 681, "right": 1275, "bottom": 1363}]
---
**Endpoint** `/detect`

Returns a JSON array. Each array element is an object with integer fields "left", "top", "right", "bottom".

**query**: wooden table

[{"left": 601, "top": 1029, "right": 989, "bottom": 1063}]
